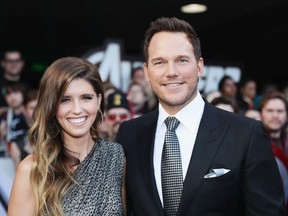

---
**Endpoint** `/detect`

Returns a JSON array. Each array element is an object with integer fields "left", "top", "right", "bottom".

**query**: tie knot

[{"left": 165, "top": 116, "right": 180, "bottom": 131}]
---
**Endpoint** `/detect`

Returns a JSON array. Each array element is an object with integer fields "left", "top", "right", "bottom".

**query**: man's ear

[
  {"left": 197, "top": 57, "right": 204, "bottom": 77},
  {"left": 143, "top": 63, "right": 150, "bottom": 83}
]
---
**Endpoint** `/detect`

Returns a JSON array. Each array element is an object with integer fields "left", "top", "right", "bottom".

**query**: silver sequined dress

[{"left": 61, "top": 139, "right": 125, "bottom": 216}]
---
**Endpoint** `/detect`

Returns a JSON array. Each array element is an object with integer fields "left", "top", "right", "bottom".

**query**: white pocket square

[{"left": 204, "top": 168, "right": 230, "bottom": 178}]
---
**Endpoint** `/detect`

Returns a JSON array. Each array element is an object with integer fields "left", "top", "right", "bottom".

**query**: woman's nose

[{"left": 72, "top": 101, "right": 83, "bottom": 114}]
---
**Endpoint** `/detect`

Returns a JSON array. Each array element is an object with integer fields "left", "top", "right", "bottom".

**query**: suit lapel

[
  {"left": 137, "top": 110, "right": 165, "bottom": 215},
  {"left": 178, "top": 103, "right": 229, "bottom": 215}
]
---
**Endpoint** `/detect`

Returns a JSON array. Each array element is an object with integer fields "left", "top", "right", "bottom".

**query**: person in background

[
  {"left": 8, "top": 57, "right": 126, "bottom": 216},
  {"left": 254, "top": 83, "right": 280, "bottom": 109},
  {"left": 98, "top": 80, "right": 118, "bottom": 139},
  {"left": 131, "top": 66, "right": 157, "bottom": 111},
  {"left": 258, "top": 92, "right": 288, "bottom": 210},
  {"left": 236, "top": 78, "right": 258, "bottom": 114},
  {"left": 210, "top": 96, "right": 236, "bottom": 113},
  {"left": 116, "top": 16, "right": 286, "bottom": 216},
  {"left": 217, "top": 75, "right": 238, "bottom": 109},
  {"left": 126, "top": 81, "right": 150, "bottom": 118},
  {"left": 0, "top": 82, "right": 29, "bottom": 157},
  {"left": 0, "top": 49, "right": 29, "bottom": 115},
  {"left": 102, "top": 80, "right": 117, "bottom": 106},
  {"left": 131, "top": 66, "right": 146, "bottom": 84},
  {"left": 259, "top": 92, "right": 288, "bottom": 156},
  {"left": 105, "top": 91, "right": 132, "bottom": 141},
  {"left": 8, "top": 89, "right": 38, "bottom": 168},
  {"left": 204, "top": 90, "right": 221, "bottom": 103},
  {"left": 244, "top": 109, "right": 262, "bottom": 121}
]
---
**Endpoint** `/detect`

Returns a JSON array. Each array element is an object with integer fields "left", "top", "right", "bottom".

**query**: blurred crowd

[{"left": 1, "top": 49, "right": 288, "bottom": 208}]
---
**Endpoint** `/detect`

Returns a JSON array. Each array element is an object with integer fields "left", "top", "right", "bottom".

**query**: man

[
  {"left": 0, "top": 49, "right": 27, "bottom": 115},
  {"left": 258, "top": 92, "right": 288, "bottom": 208},
  {"left": 116, "top": 17, "right": 286, "bottom": 215},
  {"left": 103, "top": 91, "right": 131, "bottom": 141},
  {"left": 259, "top": 92, "right": 288, "bottom": 156}
]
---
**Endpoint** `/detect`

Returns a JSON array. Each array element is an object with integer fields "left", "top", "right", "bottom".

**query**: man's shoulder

[
  {"left": 218, "top": 108, "right": 262, "bottom": 130},
  {"left": 206, "top": 102, "right": 259, "bottom": 126}
]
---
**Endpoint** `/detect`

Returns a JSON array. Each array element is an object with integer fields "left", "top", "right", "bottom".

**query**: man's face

[
  {"left": 106, "top": 108, "right": 131, "bottom": 134},
  {"left": 1, "top": 51, "right": 24, "bottom": 76},
  {"left": 260, "top": 98, "right": 287, "bottom": 132},
  {"left": 144, "top": 32, "right": 204, "bottom": 115}
]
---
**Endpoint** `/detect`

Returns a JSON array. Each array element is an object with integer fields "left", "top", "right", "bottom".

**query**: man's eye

[
  {"left": 154, "top": 61, "right": 163, "bottom": 65},
  {"left": 178, "top": 59, "right": 187, "bottom": 63}
]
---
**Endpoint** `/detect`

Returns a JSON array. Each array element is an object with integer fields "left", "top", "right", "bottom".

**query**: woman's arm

[{"left": 8, "top": 154, "right": 36, "bottom": 216}]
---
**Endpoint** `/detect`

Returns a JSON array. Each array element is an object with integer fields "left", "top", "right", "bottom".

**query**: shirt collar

[{"left": 158, "top": 91, "right": 205, "bottom": 133}]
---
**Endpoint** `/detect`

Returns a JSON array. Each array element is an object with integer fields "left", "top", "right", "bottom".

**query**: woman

[{"left": 8, "top": 57, "right": 126, "bottom": 216}]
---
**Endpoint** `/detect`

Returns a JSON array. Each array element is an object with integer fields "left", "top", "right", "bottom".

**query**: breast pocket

[{"left": 202, "top": 169, "right": 235, "bottom": 189}]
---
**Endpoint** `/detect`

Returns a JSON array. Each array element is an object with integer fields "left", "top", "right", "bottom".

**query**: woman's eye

[
  {"left": 82, "top": 96, "right": 92, "bottom": 101},
  {"left": 60, "top": 98, "right": 70, "bottom": 103}
]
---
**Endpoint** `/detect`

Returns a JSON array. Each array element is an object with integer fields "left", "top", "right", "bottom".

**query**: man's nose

[{"left": 166, "top": 62, "right": 178, "bottom": 76}]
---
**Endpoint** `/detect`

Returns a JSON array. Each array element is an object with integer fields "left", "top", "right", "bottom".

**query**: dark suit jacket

[{"left": 116, "top": 102, "right": 287, "bottom": 216}]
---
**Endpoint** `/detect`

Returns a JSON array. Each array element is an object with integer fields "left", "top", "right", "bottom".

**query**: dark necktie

[{"left": 161, "top": 116, "right": 183, "bottom": 216}]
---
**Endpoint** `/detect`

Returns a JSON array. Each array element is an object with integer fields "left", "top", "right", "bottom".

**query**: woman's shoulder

[
  {"left": 99, "top": 139, "right": 124, "bottom": 155},
  {"left": 16, "top": 154, "right": 34, "bottom": 175},
  {"left": 101, "top": 139, "right": 123, "bottom": 149}
]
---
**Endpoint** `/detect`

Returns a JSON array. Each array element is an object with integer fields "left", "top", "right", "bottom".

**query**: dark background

[{"left": 1, "top": 0, "right": 288, "bottom": 91}]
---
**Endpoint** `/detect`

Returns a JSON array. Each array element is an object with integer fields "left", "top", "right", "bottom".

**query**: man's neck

[
  {"left": 4, "top": 73, "right": 20, "bottom": 82},
  {"left": 269, "top": 130, "right": 281, "bottom": 139}
]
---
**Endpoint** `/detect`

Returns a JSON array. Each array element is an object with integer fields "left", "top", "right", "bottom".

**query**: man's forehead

[
  {"left": 107, "top": 108, "right": 130, "bottom": 114},
  {"left": 5, "top": 52, "right": 22, "bottom": 59}
]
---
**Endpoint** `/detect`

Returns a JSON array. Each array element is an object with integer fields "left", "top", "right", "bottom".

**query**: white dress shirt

[{"left": 153, "top": 91, "right": 205, "bottom": 205}]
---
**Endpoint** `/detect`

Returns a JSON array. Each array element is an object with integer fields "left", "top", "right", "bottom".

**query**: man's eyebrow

[
  {"left": 150, "top": 57, "right": 163, "bottom": 62},
  {"left": 177, "top": 55, "right": 190, "bottom": 58}
]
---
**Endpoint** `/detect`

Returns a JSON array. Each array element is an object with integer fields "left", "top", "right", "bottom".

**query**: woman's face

[
  {"left": 222, "top": 79, "right": 237, "bottom": 98},
  {"left": 127, "top": 83, "right": 146, "bottom": 105},
  {"left": 56, "top": 79, "right": 101, "bottom": 141}
]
